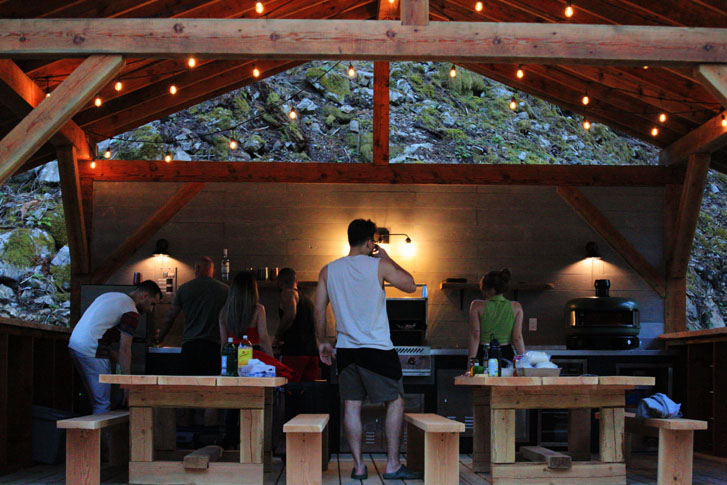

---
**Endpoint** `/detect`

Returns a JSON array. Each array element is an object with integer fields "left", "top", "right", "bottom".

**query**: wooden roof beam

[
  {"left": 1, "top": 19, "right": 726, "bottom": 66},
  {"left": 0, "top": 55, "right": 123, "bottom": 185},
  {"left": 78, "top": 160, "right": 683, "bottom": 186},
  {"left": 659, "top": 111, "right": 727, "bottom": 165},
  {"left": 401, "top": 0, "right": 428, "bottom": 25},
  {"left": 695, "top": 64, "right": 727, "bottom": 108},
  {"left": 56, "top": 145, "right": 89, "bottom": 275},
  {"left": 0, "top": 59, "right": 92, "bottom": 160}
]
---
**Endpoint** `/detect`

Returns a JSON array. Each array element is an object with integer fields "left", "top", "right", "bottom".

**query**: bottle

[
  {"left": 237, "top": 335, "right": 253, "bottom": 376},
  {"left": 221, "top": 249, "right": 230, "bottom": 281},
  {"left": 467, "top": 357, "right": 478, "bottom": 377},
  {"left": 487, "top": 333, "right": 502, "bottom": 377},
  {"left": 221, "top": 337, "right": 237, "bottom": 376}
]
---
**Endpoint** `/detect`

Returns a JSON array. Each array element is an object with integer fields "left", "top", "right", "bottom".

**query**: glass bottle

[{"left": 221, "top": 248, "right": 230, "bottom": 281}]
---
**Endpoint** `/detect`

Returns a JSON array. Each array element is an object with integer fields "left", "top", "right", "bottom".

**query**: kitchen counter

[
  {"left": 430, "top": 347, "right": 678, "bottom": 356},
  {"left": 148, "top": 346, "right": 182, "bottom": 353}
]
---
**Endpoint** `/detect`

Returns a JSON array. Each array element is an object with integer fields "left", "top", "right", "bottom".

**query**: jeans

[{"left": 69, "top": 348, "right": 112, "bottom": 414}]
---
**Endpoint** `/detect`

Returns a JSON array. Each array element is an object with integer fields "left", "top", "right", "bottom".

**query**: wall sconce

[
  {"left": 585, "top": 241, "right": 600, "bottom": 259},
  {"left": 377, "top": 228, "right": 412, "bottom": 244},
  {"left": 153, "top": 238, "right": 169, "bottom": 256}
]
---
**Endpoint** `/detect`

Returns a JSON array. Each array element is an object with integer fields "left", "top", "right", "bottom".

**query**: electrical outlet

[{"left": 528, "top": 318, "right": 537, "bottom": 331}]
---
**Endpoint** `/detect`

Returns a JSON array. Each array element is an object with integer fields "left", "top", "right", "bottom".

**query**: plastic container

[
  {"left": 519, "top": 367, "right": 562, "bottom": 377},
  {"left": 237, "top": 335, "right": 253, "bottom": 376}
]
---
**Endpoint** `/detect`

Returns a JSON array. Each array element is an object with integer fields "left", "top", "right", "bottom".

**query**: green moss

[
  {"left": 1, "top": 228, "right": 53, "bottom": 266},
  {"left": 443, "top": 66, "right": 486, "bottom": 96},
  {"left": 266, "top": 91, "right": 281, "bottom": 105},
  {"left": 306, "top": 67, "right": 350, "bottom": 100},
  {"left": 322, "top": 106, "right": 354, "bottom": 123},
  {"left": 212, "top": 134, "right": 230, "bottom": 158},
  {"left": 283, "top": 122, "right": 305, "bottom": 144},
  {"left": 41, "top": 205, "right": 66, "bottom": 249},
  {"left": 233, "top": 93, "right": 251, "bottom": 115},
  {"left": 445, "top": 129, "right": 468, "bottom": 143},
  {"left": 359, "top": 133, "right": 374, "bottom": 163},
  {"left": 51, "top": 263, "right": 70, "bottom": 291},
  {"left": 416, "top": 106, "right": 442, "bottom": 132},
  {"left": 113, "top": 125, "right": 165, "bottom": 160},
  {"left": 408, "top": 74, "right": 437, "bottom": 98},
  {"left": 517, "top": 119, "right": 532, "bottom": 134}
]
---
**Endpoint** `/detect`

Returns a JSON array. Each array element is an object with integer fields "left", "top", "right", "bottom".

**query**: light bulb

[
  {"left": 164, "top": 152, "right": 173, "bottom": 163},
  {"left": 114, "top": 81, "right": 123, "bottom": 92},
  {"left": 565, "top": 3, "right": 574, "bottom": 17},
  {"left": 389, "top": 0, "right": 394, "bottom": 3},
  {"left": 475, "top": 1, "right": 483, "bottom": 11},
  {"left": 90, "top": 161, "right": 96, "bottom": 169},
  {"left": 583, "top": 119, "right": 591, "bottom": 130},
  {"left": 94, "top": 96, "right": 102, "bottom": 107},
  {"left": 643, "top": 66, "right": 649, "bottom": 70},
  {"left": 722, "top": 114, "right": 727, "bottom": 127},
  {"left": 289, "top": 109, "right": 297, "bottom": 120},
  {"left": 45, "top": 91, "right": 51, "bottom": 98},
  {"left": 449, "top": 65, "right": 457, "bottom": 78},
  {"left": 509, "top": 98, "right": 517, "bottom": 110},
  {"left": 103, "top": 149, "right": 111, "bottom": 159},
  {"left": 169, "top": 85, "right": 177, "bottom": 95},
  {"left": 582, "top": 95, "right": 589, "bottom": 105},
  {"left": 659, "top": 113, "right": 667, "bottom": 123},
  {"left": 255, "top": 2, "right": 263, "bottom": 13},
  {"left": 229, "top": 139, "right": 238, "bottom": 150},
  {"left": 347, "top": 64, "right": 356, "bottom": 78},
  {"left": 651, "top": 127, "right": 659, "bottom": 137},
  {"left": 188, "top": 57, "right": 196, "bottom": 68},
  {"left": 516, "top": 66, "right": 524, "bottom": 79},
  {"left": 252, "top": 65, "right": 260, "bottom": 78}
]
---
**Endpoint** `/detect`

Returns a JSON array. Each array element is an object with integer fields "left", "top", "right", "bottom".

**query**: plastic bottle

[
  {"left": 487, "top": 333, "right": 502, "bottom": 377},
  {"left": 221, "top": 337, "right": 237, "bottom": 376},
  {"left": 237, "top": 335, "right": 253, "bottom": 376}
]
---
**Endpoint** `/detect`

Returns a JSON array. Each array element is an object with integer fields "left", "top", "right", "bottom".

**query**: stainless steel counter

[
  {"left": 148, "top": 346, "right": 182, "bottom": 354},
  {"left": 429, "top": 347, "right": 678, "bottom": 356}
]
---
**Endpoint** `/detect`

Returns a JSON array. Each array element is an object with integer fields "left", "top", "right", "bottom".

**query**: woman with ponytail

[
  {"left": 467, "top": 268, "right": 525, "bottom": 363},
  {"left": 219, "top": 271, "right": 273, "bottom": 356}
]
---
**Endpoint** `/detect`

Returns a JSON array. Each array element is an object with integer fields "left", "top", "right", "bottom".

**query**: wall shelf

[{"left": 440, "top": 281, "right": 555, "bottom": 309}]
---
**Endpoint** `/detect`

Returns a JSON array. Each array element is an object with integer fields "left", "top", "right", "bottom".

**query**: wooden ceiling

[{"left": 0, "top": 0, "right": 726, "bottom": 172}]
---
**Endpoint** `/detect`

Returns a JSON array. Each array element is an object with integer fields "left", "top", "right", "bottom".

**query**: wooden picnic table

[
  {"left": 100, "top": 374, "right": 286, "bottom": 485},
  {"left": 455, "top": 375, "right": 655, "bottom": 484}
]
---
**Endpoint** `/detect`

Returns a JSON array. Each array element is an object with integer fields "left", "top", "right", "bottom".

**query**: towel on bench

[{"left": 636, "top": 393, "right": 682, "bottom": 419}]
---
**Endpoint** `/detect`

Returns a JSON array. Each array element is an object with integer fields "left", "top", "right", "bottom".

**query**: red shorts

[{"left": 281, "top": 355, "right": 320, "bottom": 382}]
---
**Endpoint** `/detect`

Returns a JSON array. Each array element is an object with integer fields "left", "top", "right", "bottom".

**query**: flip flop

[
  {"left": 382, "top": 464, "right": 423, "bottom": 480},
  {"left": 351, "top": 464, "right": 368, "bottom": 480}
]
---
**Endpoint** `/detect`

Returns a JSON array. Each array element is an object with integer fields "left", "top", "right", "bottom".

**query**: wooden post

[
  {"left": 490, "top": 409, "right": 515, "bottom": 463},
  {"left": 400, "top": 0, "right": 429, "bottom": 25},
  {"left": 130, "top": 406, "right": 154, "bottom": 462},
  {"left": 472, "top": 388, "right": 491, "bottom": 472},
  {"left": 373, "top": 62, "right": 390, "bottom": 165},
  {"left": 598, "top": 407, "right": 624, "bottom": 463},
  {"left": 0, "top": 55, "right": 123, "bottom": 184}
]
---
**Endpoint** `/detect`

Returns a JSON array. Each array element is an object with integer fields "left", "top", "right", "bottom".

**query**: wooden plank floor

[{"left": 2, "top": 452, "right": 726, "bottom": 484}]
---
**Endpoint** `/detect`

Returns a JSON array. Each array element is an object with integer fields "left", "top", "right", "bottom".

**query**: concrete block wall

[{"left": 93, "top": 182, "right": 665, "bottom": 349}]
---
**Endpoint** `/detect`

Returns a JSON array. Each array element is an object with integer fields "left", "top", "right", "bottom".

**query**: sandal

[
  {"left": 351, "top": 464, "right": 368, "bottom": 480},
  {"left": 382, "top": 464, "right": 423, "bottom": 480}
]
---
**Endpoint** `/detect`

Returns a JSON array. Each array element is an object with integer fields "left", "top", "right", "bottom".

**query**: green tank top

[{"left": 479, "top": 294, "right": 514, "bottom": 345}]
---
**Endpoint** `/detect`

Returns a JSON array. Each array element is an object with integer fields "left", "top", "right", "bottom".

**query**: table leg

[
  {"left": 240, "top": 408, "right": 264, "bottom": 464},
  {"left": 130, "top": 406, "right": 154, "bottom": 462},
  {"left": 491, "top": 409, "right": 515, "bottom": 464},
  {"left": 599, "top": 407, "right": 624, "bottom": 463},
  {"left": 472, "top": 388, "right": 491, "bottom": 473},
  {"left": 264, "top": 387, "right": 273, "bottom": 472}
]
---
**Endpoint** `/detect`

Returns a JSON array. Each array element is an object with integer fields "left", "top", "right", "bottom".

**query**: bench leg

[
  {"left": 599, "top": 407, "right": 624, "bottom": 463},
  {"left": 657, "top": 429, "right": 694, "bottom": 485},
  {"left": 406, "top": 423, "right": 425, "bottom": 473},
  {"left": 425, "top": 431, "right": 460, "bottom": 485},
  {"left": 286, "top": 432, "right": 322, "bottom": 485},
  {"left": 66, "top": 429, "right": 101, "bottom": 485}
]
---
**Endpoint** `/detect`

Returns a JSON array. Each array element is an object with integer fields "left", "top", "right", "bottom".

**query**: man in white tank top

[{"left": 314, "top": 219, "right": 421, "bottom": 481}]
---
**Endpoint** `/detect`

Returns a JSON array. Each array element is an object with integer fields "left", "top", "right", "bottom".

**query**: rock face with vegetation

[{"left": 1, "top": 61, "right": 724, "bottom": 330}]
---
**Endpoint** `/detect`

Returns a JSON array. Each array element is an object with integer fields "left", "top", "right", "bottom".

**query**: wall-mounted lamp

[
  {"left": 153, "top": 238, "right": 169, "bottom": 256},
  {"left": 377, "top": 228, "right": 412, "bottom": 244},
  {"left": 585, "top": 241, "right": 600, "bottom": 259}
]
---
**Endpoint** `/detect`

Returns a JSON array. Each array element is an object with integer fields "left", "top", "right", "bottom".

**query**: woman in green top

[{"left": 468, "top": 268, "right": 525, "bottom": 363}]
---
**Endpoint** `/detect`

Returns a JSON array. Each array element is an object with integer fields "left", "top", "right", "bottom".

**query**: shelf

[
  {"left": 256, "top": 280, "right": 317, "bottom": 289},
  {"left": 440, "top": 281, "right": 555, "bottom": 309}
]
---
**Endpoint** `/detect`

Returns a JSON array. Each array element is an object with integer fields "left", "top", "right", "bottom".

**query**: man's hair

[
  {"left": 277, "top": 267, "right": 296, "bottom": 288},
  {"left": 348, "top": 219, "right": 377, "bottom": 247},
  {"left": 195, "top": 256, "right": 214, "bottom": 272},
  {"left": 136, "top": 280, "right": 162, "bottom": 299}
]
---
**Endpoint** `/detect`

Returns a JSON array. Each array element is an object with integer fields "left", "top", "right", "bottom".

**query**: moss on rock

[
  {"left": 1, "top": 228, "right": 54, "bottom": 266},
  {"left": 41, "top": 205, "right": 66, "bottom": 249},
  {"left": 51, "top": 263, "right": 70, "bottom": 291}
]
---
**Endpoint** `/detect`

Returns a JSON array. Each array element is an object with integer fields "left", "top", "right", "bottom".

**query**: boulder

[
  {"left": 296, "top": 98, "right": 318, "bottom": 113},
  {"left": 0, "top": 285, "right": 14, "bottom": 303},
  {"left": 37, "top": 161, "right": 60, "bottom": 184},
  {"left": 51, "top": 246, "right": 71, "bottom": 267}
]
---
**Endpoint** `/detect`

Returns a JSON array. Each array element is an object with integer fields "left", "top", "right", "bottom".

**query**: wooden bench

[
  {"left": 405, "top": 413, "right": 465, "bottom": 484},
  {"left": 623, "top": 411, "right": 707, "bottom": 485},
  {"left": 57, "top": 410, "right": 130, "bottom": 485},
  {"left": 283, "top": 413, "right": 329, "bottom": 485}
]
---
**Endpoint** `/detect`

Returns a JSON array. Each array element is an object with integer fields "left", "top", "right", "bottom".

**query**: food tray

[{"left": 518, "top": 367, "right": 561, "bottom": 377}]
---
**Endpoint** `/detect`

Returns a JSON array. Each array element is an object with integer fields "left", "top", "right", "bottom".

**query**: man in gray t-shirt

[{"left": 156, "top": 256, "right": 229, "bottom": 375}]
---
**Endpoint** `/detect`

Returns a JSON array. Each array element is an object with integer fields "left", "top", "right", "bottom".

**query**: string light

[
  {"left": 651, "top": 127, "right": 659, "bottom": 137},
  {"left": 94, "top": 96, "right": 102, "bottom": 107},
  {"left": 252, "top": 65, "right": 260, "bottom": 78},
  {"left": 475, "top": 1, "right": 483, "bottom": 11},
  {"left": 516, "top": 66, "right": 524, "bottom": 79},
  {"left": 90, "top": 161, "right": 96, "bottom": 169},
  {"left": 255, "top": 2, "right": 264, "bottom": 14},
  {"left": 289, "top": 108, "right": 297, "bottom": 120},
  {"left": 582, "top": 94, "right": 590, "bottom": 105},
  {"left": 583, "top": 119, "right": 591, "bottom": 130},
  {"left": 449, "top": 65, "right": 457, "bottom": 78},
  {"left": 114, "top": 81, "right": 123, "bottom": 92},
  {"left": 659, "top": 113, "right": 667, "bottom": 123},
  {"left": 103, "top": 149, "right": 112, "bottom": 159},
  {"left": 164, "top": 152, "right": 173, "bottom": 162},
  {"left": 565, "top": 2, "right": 574, "bottom": 18},
  {"left": 389, "top": 0, "right": 395, "bottom": 3},
  {"left": 643, "top": 66, "right": 649, "bottom": 70},
  {"left": 45, "top": 79, "right": 51, "bottom": 98},
  {"left": 169, "top": 85, "right": 177, "bottom": 95},
  {"left": 509, "top": 97, "right": 518, "bottom": 110},
  {"left": 722, "top": 114, "right": 726, "bottom": 127},
  {"left": 188, "top": 57, "right": 196, "bottom": 68},
  {"left": 347, "top": 63, "right": 356, "bottom": 78},
  {"left": 229, "top": 138, "right": 238, "bottom": 150}
]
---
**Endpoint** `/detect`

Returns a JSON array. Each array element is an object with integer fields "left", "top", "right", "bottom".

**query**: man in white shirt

[
  {"left": 69, "top": 281, "right": 162, "bottom": 413},
  {"left": 314, "top": 219, "right": 421, "bottom": 481}
]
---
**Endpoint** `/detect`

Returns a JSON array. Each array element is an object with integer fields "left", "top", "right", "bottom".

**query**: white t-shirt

[
  {"left": 327, "top": 255, "right": 392, "bottom": 350},
  {"left": 69, "top": 292, "right": 139, "bottom": 358}
]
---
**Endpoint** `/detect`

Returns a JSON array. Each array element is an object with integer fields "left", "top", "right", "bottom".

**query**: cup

[
  {"left": 269, "top": 267, "right": 279, "bottom": 281},
  {"left": 132, "top": 272, "right": 141, "bottom": 285}
]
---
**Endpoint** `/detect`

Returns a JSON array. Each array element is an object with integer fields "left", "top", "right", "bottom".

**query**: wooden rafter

[
  {"left": 78, "top": 160, "right": 683, "bottom": 186},
  {"left": 659, "top": 111, "right": 727, "bottom": 165},
  {"left": 401, "top": 0, "right": 429, "bottom": 25},
  {"left": 56, "top": 146, "right": 89, "bottom": 275},
  {"left": 0, "top": 20, "right": 726, "bottom": 66},
  {"left": 556, "top": 186, "right": 666, "bottom": 297},
  {"left": 90, "top": 182, "right": 205, "bottom": 284},
  {"left": 0, "top": 59, "right": 92, "bottom": 159},
  {"left": 372, "top": 62, "right": 390, "bottom": 165},
  {"left": 0, "top": 55, "right": 123, "bottom": 185},
  {"left": 694, "top": 64, "right": 727, "bottom": 108}
]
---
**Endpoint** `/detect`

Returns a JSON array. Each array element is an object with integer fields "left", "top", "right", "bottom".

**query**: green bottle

[{"left": 221, "top": 337, "right": 237, "bottom": 376}]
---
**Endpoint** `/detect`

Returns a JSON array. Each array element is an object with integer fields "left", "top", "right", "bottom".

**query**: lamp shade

[
  {"left": 585, "top": 241, "right": 600, "bottom": 259},
  {"left": 153, "top": 238, "right": 169, "bottom": 256}
]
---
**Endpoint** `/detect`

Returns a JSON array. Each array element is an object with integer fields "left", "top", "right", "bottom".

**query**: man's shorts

[{"left": 339, "top": 363, "right": 404, "bottom": 403}]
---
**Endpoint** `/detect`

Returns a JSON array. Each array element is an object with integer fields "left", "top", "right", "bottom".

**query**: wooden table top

[
  {"left": 454, "top": 375, "right": 655, "bottom": 387},
  {"left": 99, "top": 374, "right": 287, "bottom": 387}
]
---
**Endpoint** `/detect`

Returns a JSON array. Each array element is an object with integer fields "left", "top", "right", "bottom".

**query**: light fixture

[
  {"left": 449, "top": 65, "right": 457, "bottom": 78},
  {"left": 114, "top": 80, "right": 123, "bottom": 92},
  {"left": 389, "top": 0, "right": 395, "bottom": 3},
  {"left": 509, "top": 97, "right": 518, "bottom": 110},
  {"left": 255, "top": 1, "right": 264, "bottom": 14},
  {"left": 103, "top": 149, "right": 112, "bottom": 159},
  {"left": 583, "top": 119, "right": 591, "bottom": 130},
  {"left": 252, "top": 64, "right": 260, "bottom": 78},
  {"left": 188, "top": 57, "right": 196, "bottom": 68},
  {"left": 376, "top": 228, "right": 412, "bottom": 244},
  {"left": 659, "top": 113, "right": 667, "bottom": 123},
  {"left": 722, "top": 114, "right": 726, "bottom": 127},
  {"left": 565, "top": 2, "right": 574, "bottom": 18},
  {"left": 586, "top": 241, "right": 600, "bottom": 259},
  {"left": 516, "top": 66, "right": 524, "bottom": 79},
  {"left": 475, "top": 1, "right": 483, "bottom": 12},
  {"left": 643, "top": 66, "right": 649, "bottom": 69},
  {"left": 90, "top": 161, "right": 97, "bottom": 169},
  {"left": 45, "top": 79, "right": 51, "bottom": 98},
  {"left": 582, "top": 94, "right": 589, "bottom": 105},
  {"left": 347, "top": 63, "right": 356, "bottom": 78},
  {"left": 94, "top": 96, "right": 102, "bottom": 107},
  {"left": 229, "top": 138, "right": 238, "bottom": 150},
  {"left": 289, "top": 108, "right": 297, "bottom": 120},
  {"left": 153, "top": 239, "right": 169, "bottom": 257},
  {"left": 651, "top": 127, "right": 659, "bottom": 137},
  {"left": 164, "top": 151, "right": 173, "bottom": 162},
  {"left": 45, "top": 90, "right": 51, "bottom": 98},
  {"left": 169, "top": 85, "right": 177, "bottom": 95}
]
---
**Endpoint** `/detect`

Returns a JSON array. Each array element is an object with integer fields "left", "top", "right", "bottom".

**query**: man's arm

[
  {"left": 511, "top": 302, "right": 526, "bottom": 355},
  {"left": 468, "top": 300, "right": 483, "bottom": 360},
  {"left": 375, "top": 245, "right": 416, "bottom": 293},
  {"left": 275, "top": 288, "right": 298, "bottom": 340},
  {"left": 155, "top": 304, "right": 181, "bottom": 344},
  {"left": 313, "top": 266, "right": 334, "bottom": 366}
]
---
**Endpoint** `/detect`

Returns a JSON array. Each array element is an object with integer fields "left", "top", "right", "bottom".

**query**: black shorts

[{"left": 181, "top": 339, "right": 220, "bottom": 376}]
